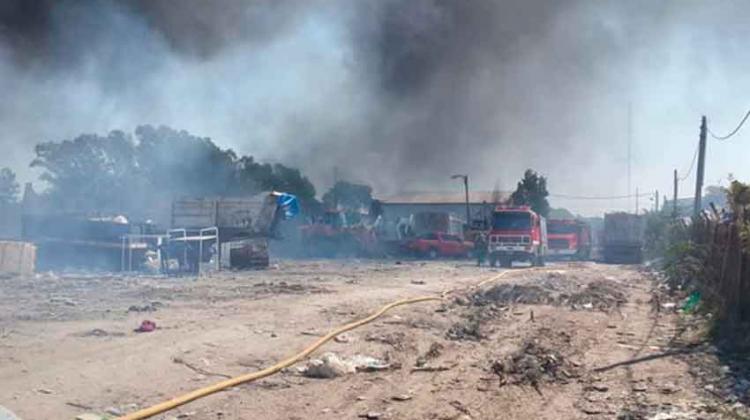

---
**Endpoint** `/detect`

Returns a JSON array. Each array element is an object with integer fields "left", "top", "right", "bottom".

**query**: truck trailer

[{"left": 602, "top": 212, "right": 644, "bottom": 264}]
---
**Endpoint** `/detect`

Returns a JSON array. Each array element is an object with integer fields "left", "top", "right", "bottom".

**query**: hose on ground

[
  {"left": 117, "top": 268, "right": 521, "bottom": 420},
  {"left": 117, "top": 295, "right": 441, "bottom": 420}
]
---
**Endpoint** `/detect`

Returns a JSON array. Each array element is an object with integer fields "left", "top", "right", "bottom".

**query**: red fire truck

[
  {"left": 487, "top": 206, "right": 547, "bottom": 268},
  {"left": 547, "top": 219, "right": 592, "bottom": 260}
]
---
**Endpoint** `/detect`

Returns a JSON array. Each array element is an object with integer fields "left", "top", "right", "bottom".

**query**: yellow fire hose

[{"left": 117, "top": 270, "right": 517, "bottom": 420}]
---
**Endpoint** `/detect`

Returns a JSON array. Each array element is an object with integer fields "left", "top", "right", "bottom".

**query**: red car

[{"left": 404, "top": 232, "right": 474, "bottom": 259}]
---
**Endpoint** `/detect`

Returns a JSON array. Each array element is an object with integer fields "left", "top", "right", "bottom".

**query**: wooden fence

[{"left": 693, "top": 210, "right": 750, "bottom": 323}]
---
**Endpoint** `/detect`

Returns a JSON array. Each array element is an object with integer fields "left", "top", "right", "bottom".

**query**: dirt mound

[{"left": 491, "top": 339, "right": 579, "bottom": 391}]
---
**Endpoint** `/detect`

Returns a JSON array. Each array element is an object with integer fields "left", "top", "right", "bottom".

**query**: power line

[
  {"left": 678, "top": 143, "right": 699, "bottom": 181},
  {"left": 708, "top": 109, "right": 750, "bottom": 140},
  {"left": 550, "top": 192, "right": 652, "bottom": 201}
]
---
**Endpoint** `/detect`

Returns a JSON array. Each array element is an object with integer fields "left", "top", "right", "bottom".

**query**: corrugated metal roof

[{"left": 378, "top": 191, "right": 508, "bottom": 204}]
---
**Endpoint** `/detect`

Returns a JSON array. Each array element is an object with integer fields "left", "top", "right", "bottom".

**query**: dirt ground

[{"left": 0, "top": 260, "right": 745, "bottom": 419}]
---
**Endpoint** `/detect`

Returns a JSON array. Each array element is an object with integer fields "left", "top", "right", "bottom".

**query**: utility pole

[
  {"left": 451, "top": 174, "right": 471, "bottom": 225},
  {"left": 635, "top": 186, "right": 639, "bottom": 215},
  {"left": 333, "top": 166, "right": 339, "bottom": 209},
  {"left": 693, "top": 116, "right": 707, "bottom": 217},
  {"left": 627, "top": 102, "right": 633, "bottom": 211},
  {"left": 655, "top": 190, "right": 659, "bottom": 213},
  {"left": 673, "top": 169, "right": 679, "bottom": 218}
]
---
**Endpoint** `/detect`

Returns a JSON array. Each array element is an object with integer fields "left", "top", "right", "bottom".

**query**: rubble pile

[
  {"left": 470, "top": 284, "right": 554, "bottom": 306},
  {"left": 491, "top": 340, "right": 579, "bottom": 390},
  {"left": 563, "top": 280, "right": 627, "bottom": 311},
  {"left": 468, "top": 275, "right": 626, "bottom": 312}
]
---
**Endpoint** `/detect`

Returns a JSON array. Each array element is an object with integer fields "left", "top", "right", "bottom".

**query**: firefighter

[{"left": 475, "top": 232, "right": 488, "bottom": 266}]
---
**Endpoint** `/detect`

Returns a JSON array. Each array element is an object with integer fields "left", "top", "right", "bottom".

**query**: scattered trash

[
  {"left": 358, "top": 412, "right": 383, "bottom": 419},
  {"left": 682, "top": 291, "right": 701, "bottom": 312},
  {"left": 36, "top": 388, "right": 53, "bottom": 394},
  {"left": 410, "top": 280, "right": 426, "bottom": 285},
  {"left": 391, "top": 394, "right": 412, "bottom": 401},
  {"left": 134, "top": 320, "right": 157, "bottom": 333},
  {"left": 334, "top": 333, "right": 351, "bottom": 343},
  {"left": 105, "top": 407, "right": 123, "bottom": 416},
  {"left": 74, "top": 414, "right": 107, "bottom": 420}
]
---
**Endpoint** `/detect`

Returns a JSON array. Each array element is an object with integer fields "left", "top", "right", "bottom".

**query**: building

[{"left": 377, "top": 190, "right": 508, "bottom": 225}]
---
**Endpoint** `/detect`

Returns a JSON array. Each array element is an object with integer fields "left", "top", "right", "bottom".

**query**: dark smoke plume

[{"left": 2, "top": 1, "right": 750, "bottom": 215}]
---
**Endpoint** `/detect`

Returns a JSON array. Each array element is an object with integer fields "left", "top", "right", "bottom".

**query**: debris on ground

[
  {"left": 564, "top": 280, "right": 626, "bottom": 311},
  {"left": 471, "top": 284, "right": 553, "bottom": 306},
  {"left": 446, "top": 312, "right": 484, "bottom": 341},
  {"left": 76, "top": 328, "right": 125, "bottom": 338},
  {"left": 127, "top": 302, "right": 163, "bottom": 312},
  {"left": 467, "top": 276, "right": 626, "bottom": 312},
  {"left": 0, "top": 405, "right": 21, "bottom": 420},
  {"left": 300, "top": 353, "right": 390, "bottom": 378},
  {"left": 74, "top": 414, "right": 108, "bottom": 420},
  {"left": 416, "top": 342, "right": 444, "bottom": 367},
  {"left": 364, "top": 332, "right": 405, "bottom": 348},
  {"left": 491, "top": 339, "right": 579, "bottom": 392},
  {"left": 134, "top": 320, "right": 157, "bottom": 333}
]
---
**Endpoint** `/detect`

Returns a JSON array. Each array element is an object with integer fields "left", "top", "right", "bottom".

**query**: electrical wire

[
  {"left": 549, "top": 192, "right": 652, "bottom": 200},
  {"left": 678, "top": 143, "right": 699, "bottom": 181},
  {"left": 708, "top": 109, "right": 750, "bottom": 140}
]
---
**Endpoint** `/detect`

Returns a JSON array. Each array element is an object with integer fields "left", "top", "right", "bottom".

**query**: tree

[
  {"left": 135, "top": 125, "right": 237, "bottom": 197},
  {"left": 322, "top": 181, "right": 373, "bottom": 210},
  {"left": 31, "top": 130, "right": 139, "bottom": 211},
  {"left": 0, "top": 167, "right": 20, "bottom": 204},
  {"left": 510, "top": 169, "right": 550, "bottom": 217},
  {"left": 29, "top": 125, "right": 319, "bottom": 216}
]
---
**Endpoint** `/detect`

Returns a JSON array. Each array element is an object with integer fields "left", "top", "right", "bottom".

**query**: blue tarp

[{"left": 276, "top": 193, "right": 300, "bottom": 220}]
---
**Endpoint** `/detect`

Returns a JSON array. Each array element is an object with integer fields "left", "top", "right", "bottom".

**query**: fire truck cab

[
  {"left": 547, "top": 219, "right": 592, "bottom": 260},
  {"left": 488, "top": 206, "right": 547, "bottom": 268}
]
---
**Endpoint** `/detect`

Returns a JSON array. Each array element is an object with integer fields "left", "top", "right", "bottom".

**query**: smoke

[{"left": 3, "top": 0, "right": 750, "bottom": 215}]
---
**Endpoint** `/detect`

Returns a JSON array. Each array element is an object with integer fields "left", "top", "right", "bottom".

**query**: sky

[{"left": 1, "top": 0, "right": 749, "bottom": 216}]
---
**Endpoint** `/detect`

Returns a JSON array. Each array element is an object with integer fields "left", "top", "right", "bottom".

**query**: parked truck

[
  {"left": 602, "top": 212, "right": 644, "bottom": 264},
  {"left": 487, "top": 206, "right": 547, "bottom": 268},
  {"left": 547, "top": 219, "right": 592, "bottom": 260}
]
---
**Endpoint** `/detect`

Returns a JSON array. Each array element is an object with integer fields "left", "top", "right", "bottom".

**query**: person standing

[{"left": 475, "top": 232, "right": 488, "bottom": 267}]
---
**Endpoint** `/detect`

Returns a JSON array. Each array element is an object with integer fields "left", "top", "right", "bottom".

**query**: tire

[{"left": 501, "top": 257, "right": 512, "bottom": 268}]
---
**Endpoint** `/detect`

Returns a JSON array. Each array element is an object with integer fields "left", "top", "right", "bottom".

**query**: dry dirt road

[{"left": 0, "top": 260, "right": 740, "bottom": 419}]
